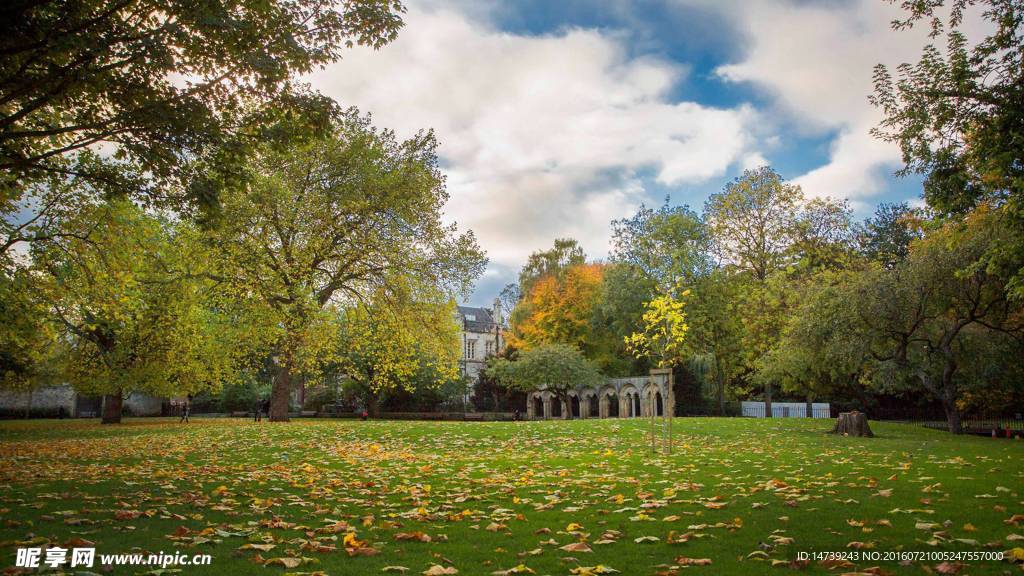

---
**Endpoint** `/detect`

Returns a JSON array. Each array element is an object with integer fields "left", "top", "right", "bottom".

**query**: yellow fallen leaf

[{"left": 423, "top": 565, "right": 458, "bottom": 575}]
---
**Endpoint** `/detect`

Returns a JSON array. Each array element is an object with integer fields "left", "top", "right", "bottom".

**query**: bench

[
  {"left": 230, "top": 411, "right": 251, "bottom": 417},
  {"left": 300, "top": 410, "right": 317, "bottom": 418},
  {"left": 463, "top": 413, "right": 485, "bottom": 421}
]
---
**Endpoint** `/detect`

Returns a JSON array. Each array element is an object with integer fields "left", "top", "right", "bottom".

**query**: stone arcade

[{"left": 525, "top": 371, "right": 673, "bottom": 420}]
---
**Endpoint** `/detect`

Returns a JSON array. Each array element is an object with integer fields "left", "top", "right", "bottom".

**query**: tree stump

[{"left": 830, "top": 410, "right": 874, "bottom": 437}]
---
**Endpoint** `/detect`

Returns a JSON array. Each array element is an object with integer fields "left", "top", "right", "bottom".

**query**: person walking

[
  {"left": 254, "top": 398, "right": 263, "bottom": 422},
  {"left": 179, "top": 394, "right": 192, "bottom": 423},
  {"left": 261, "top": 398, "right": 271, "bottom": 421}
]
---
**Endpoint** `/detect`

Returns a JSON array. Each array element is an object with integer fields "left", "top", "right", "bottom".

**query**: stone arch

[
  {"left": 618, "top": 383, "right": 640, "bottom": 418},
  {"left": 642, "top": 381, "right": 665, "bottom": 417},
  {"left": 599, "top": 386, "right": 619, "bottom": 418},
  {"left": 527, "top": 392, "right": 547, "bottom": 420},
  {"left": 569, "top": 393, "right": 581, "bottom": 419},
  {"left": 585, "top": 391, "right": 599, "bottom": 417}
]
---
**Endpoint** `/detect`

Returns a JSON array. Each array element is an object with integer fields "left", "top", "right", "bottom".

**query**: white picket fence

[{"left": 741, "top": 401, "right": 831, "bottom": 419}]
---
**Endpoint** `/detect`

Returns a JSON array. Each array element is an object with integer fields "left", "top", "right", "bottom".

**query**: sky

[{"left": 306, "top": 0, "right": 953, "bottom": 307}]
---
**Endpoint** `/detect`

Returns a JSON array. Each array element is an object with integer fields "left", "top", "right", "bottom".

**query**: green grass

[{"left": 1, "top": 417, "right": 1022, "bottom": 575}]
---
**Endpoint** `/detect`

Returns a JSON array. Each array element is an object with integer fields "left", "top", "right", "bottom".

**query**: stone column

[
  {"left": 599, "top": 395, "right": 608, "bottom": 418},
  {"left": 560, "top": 398, "right": 569, "bottom": 419},
  {"left": 527, "top": 395, "right": 536, "bottom": 419},
  {"left": 542, "top": 396, "right": 552, "bottom": 420}
]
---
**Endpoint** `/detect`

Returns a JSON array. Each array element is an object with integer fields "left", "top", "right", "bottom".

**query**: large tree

[
  {"left": 704, "top": 167, "right": 802, "bottom": 282},
  {"left": 610, "top": 201, "right": 711, "bottom": 290},
  {"left": 703, "top": 167, "right": 803, "bottom": 414},
  {"left": 871, "top": 0, "right": 1023, "bottom": 294},
  {"left": 210, "top": 110, "right": 485, "bottom": 421},
  {"left": 855, "top": 202, "right": 924, "bottom": 268},
  {"left": 853, "top": 206, "right": 1023, "bottom": 433},
  {"left": 30, "top": 200, "right": 243, "bottom": 423}
]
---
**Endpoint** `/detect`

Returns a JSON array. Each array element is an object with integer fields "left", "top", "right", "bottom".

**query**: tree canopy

[{"left": 209, "top": 109, "right": 486, "bottom": 420}]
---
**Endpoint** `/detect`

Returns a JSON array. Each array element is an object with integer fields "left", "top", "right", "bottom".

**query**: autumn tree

[
  {"left": 491, "top": 343, "right": 603, "bottom": 420},
  {"left": 624, "top": 287, "right": 690, "bottom": 370},
  {"left": 210, "top": 110, "right": 485, "bottom": 421},
  {"left": 30, "top": 200, "right": 244, "bottom": 423},
  {"left": 334, "top": 281, "right": 461, "bottom": 417},
  {"left": 508, "top": 263, "right": 604, "bottom": 349}
]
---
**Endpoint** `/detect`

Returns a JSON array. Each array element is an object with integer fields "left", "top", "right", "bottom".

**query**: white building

[{"left": 457, "top": 299, "right": 504, "bottom": 381}]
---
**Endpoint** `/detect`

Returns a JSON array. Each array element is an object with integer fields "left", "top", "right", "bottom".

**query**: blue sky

[{"left": 308, "top": 0, "right": 943, "bottom": 306}]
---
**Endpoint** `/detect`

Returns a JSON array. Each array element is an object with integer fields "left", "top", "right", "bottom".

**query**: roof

[{"left": 457, "top": 305, "right": 497, "bottom": 333}]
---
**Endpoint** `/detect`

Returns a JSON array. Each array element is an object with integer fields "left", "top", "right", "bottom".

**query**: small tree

[
  {"left": 624, "top": 288, "right": 690, "bottom": 370},
  {"left": 494, "top": 343, "right": 602, "bottom": 419}
]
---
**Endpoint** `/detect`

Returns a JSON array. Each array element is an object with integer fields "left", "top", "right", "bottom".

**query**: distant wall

[
  {"left": 0, "top": 385, "right": 165, "bottom": 417},
  {"left": 0, "top": 385, "right": 76, "bottom": 415},
  {"left": 741, "top": 401, "right": 831, "bottom": 419},
  {"left": 124, "top": 393, "right": 163, "bottom": 416}
]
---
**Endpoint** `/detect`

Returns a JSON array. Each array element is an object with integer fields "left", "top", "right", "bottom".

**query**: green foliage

[
  {"left": 778, "top": 205, "right": 1024, "bottom": 432},
  {"left": 0, "top": 0, "right": 406, "bottom": 211},
  {"left": 29, "top": 200, "right": 246, "bottom": 399},
  {"left": 756, "top": 270, "right": 869, "bottom": 401},
  {"left": 334, "top": 283, "right": 461, "bottom": 398},
  {"left": 0, "top": 267, "right": 56, "bottom": 389},
  {"left": 704, "top": 166, "right": 802, "bottom": 281},
  {"left": 624, "top": 288, "right": 690, "bottom": 369},
  {"left": 871, "top": 0, "right": 1022, "bottom": 213},
  {"left": 871, "top": 0, "right": 1024, "bottom": 296},
  {"left": 515, "top": 238, "right": 586, "bottom": 297},
  {"left": 610, "top": 200, "right": 711, "bottom": 290},
  {"left": 491, "top": 343, "right": 603, "bottom": 402},
  {"left": 854, "top": 202, "right": 925, "bottom": 268}
]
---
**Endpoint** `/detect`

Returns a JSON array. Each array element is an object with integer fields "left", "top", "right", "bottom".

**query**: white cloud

[
  {"left": 697, "top": 0, "right": 991, "bottom": 203},
  {"left": 307, "top": 4, "right": 760, "bottom": 281}
]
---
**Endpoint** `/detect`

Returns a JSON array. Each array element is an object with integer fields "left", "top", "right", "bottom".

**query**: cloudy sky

[{"left": 308, "top": 0, "right": 947, "bottom": 306}]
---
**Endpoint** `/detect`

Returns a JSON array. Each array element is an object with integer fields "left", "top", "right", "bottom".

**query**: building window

[
  {"left": 485, "top": 341, "right": 494, "bottom": 356},
  {"left": 465, "top": 339, "right": 476, "bottom": 359}
]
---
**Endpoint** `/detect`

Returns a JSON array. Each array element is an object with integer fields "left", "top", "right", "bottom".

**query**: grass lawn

[{"left": 1, "top": 417, "right": 1022, "bottom": 575}]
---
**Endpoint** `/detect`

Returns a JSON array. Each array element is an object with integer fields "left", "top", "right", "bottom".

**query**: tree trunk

[
  {"left": 101, "top": 391, "right": 123, "bottom": 424},
  {"left": 714, "top": 354, "right": 725, "bottom": 416},
  {"left": 805, "top": 396, "right": 814, "bottom": 419},
  {"left": 940, "top": 395, "right": 962, "bottom": 434},
  {"left": 764, "top": 382, "right": 773, "bottom": 418},
  {"left": 269, "top": 360, "right": 291, "bottom": 422},
  {"left": 366, "top": 390, "right": 379, "bottom": 418},
  {"left": 830, "top": 411, "right": 873, "bottom": 437}
]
